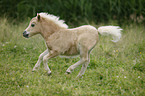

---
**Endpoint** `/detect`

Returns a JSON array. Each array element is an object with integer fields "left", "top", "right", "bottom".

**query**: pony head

[
  {"left": 23, "top": 13, "right": 42, "bottom": 38},
  {"left": 23, "top": 13, "right": 68, "bottom": 38}
]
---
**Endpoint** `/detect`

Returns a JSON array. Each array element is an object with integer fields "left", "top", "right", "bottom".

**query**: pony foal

[{"left": 23, "top": 13, "right": 122, "bottom": 77}]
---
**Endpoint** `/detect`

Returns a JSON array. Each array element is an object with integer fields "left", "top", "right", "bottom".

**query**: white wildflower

[
  {"left": 124, "top": 76, "right": 126, "bottom": 78},
  {"left": 6, "top": 42, "right": 9, "bottom": 44},
  {"left": 133, "top": 60, "right": 136, "bottom": 65},
  {"left": 138, "top": 76, "right": 140, "bottom": 78},
  {"left": 14, "top": 45, "right": 17, "bottom": 48}
]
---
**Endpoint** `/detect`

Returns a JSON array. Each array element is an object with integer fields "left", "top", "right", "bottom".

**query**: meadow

[{"left": 0, "top": 18, "right": 145, "bottom": 96}]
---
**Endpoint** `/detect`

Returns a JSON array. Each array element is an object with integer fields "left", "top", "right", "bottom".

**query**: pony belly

[
  {"left": 59, "top": 55, "right": 79, "bottom": 58},
  {"left": 60, "top": 45, "right": 79, "bottom": 56}
]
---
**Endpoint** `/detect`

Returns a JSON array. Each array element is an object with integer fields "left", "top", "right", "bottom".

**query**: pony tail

[{"left": 98, "top": 26, "right": 123, "bottom": 42}]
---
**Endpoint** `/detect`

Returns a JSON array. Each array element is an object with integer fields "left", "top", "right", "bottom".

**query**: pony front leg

[
  {"left": 32, "top": 49, "right": 48, "bottom": 71},
  {"left": 43, "top": 50, "right": 59, "bottom": 75}
]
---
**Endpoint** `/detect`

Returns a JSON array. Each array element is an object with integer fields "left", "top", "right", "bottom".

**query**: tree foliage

[{"left": 0, "top": 0, "right": 144, "bottom": 23}]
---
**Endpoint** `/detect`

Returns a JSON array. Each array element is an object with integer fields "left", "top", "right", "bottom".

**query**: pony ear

[{"left": 37, "top": 13, "right": 40, "bottom": 21}]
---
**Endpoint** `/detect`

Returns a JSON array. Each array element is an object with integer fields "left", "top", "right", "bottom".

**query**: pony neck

[{"left": 40, "top": 20, "right": 65, "bottom": 40}]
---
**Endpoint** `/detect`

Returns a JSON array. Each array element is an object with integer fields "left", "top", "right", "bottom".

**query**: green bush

[{"left": 0, "top": 0, "right": 144, "bottom": 23}]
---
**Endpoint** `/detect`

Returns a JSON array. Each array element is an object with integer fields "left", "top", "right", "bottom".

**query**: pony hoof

[
  {"left": 32, "top": 67, "right": 39, "bottom": 72},
  {"left": 76, "top": 75, "right": 83, "bottom": 78},
  {"left": 32, "top": 69, "right": 36, "bottom": 72},
  {"left": 47, "top": 71, "right": 52, "bottom": 76},
  {"left": 65, "top": 71, "right": 71, "bottom": 74}
]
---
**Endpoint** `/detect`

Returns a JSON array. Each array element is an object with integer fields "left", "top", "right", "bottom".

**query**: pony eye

[{"left": 31, "top": 23, "right": 35, "bottom": 27}]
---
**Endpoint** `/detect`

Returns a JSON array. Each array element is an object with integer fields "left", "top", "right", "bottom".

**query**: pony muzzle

[{"left": 23, "top": 31, "right": 29, "bottom": 38}]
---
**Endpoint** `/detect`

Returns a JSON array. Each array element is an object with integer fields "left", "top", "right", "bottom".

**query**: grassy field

[{"left": 0, "top": 18, "right": 145, "bottom": 96}]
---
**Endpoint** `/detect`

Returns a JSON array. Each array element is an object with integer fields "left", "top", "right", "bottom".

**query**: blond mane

[{"left": 39, "top": 13, "right": 68, "bottom": 29}]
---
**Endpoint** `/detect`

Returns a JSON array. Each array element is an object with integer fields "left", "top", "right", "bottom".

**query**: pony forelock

[{"left": 39, "top": 12, "right": 68, "bottom": 29}]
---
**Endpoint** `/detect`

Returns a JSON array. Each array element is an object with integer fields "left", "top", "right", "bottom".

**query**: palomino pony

[{"left": 23, "top": 13, "right": 122, "bottom": 78}]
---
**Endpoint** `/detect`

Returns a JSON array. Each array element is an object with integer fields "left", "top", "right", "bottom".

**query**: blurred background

[{"left": 0, "top": 0, "right": 145, "bottom": 25}]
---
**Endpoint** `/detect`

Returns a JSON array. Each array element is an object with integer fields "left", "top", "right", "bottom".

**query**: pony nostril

[
  {"left": 23, "top": 31, "right": 29, "bottom": 38},
  {"left": 23, "top": 31, "right": 26, "bottom": 35},
  {"left": 26, "top": 34, "right": 29, "bottom": 37}
]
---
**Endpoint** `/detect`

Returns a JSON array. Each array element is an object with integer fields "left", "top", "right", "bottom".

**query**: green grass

[{"left": 0, "top": 18, "right": 145, "bottom": 96}]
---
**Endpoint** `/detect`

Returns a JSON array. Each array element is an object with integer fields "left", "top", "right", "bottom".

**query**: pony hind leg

[
  {"left": 32, "top": 49, "right": 48, "bottom": 71},
  {"left": 66, "top": 59, "right": 84, "bottom": 74},
  {"left": 76, "top": 57, "right": 90, "bottom": 78},
  {"left": 76, "top": 49, "right": 90, "bottom": 78},
  {"left": 66, "top": 45, "right": 90, "bottom": 78}
]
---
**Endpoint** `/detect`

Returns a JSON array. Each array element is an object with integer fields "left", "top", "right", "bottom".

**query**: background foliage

[{"left": 0, "top": 0, "right": 145, "bottom": 24}]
